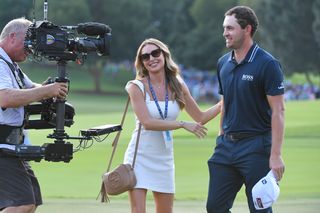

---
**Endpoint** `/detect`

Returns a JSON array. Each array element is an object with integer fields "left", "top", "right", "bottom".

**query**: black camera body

[{"left": 24, "top": 20, "right": 112, "bottom": 61}]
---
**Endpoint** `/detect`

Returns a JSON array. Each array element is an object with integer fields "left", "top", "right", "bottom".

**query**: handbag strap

[
  {"left": 106, "top": 97, "right": 129, "bottom": 172},
  {"left": 99, "top": 81, "right": 145, "bottom": 202},
  {"left": 106, "top": 111, "right": 141, "bottom": 171},
  {"left": 131, "top": 123, "right": 141, "bottom": 168},
  {"left": 106, "top": 81, "right": 145, "bottom": 171}
]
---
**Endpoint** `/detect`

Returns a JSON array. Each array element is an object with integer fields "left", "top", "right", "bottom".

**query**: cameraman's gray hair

[{"left": 0, "top": 17, "right": 32, "bottom": 41}]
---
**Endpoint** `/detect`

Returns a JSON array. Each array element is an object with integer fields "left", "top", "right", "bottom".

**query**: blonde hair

[
  {"left": 134, "top": 38, "right": 185, "bottom": 109},
  {"left": 0, "top": 17, "right": 32, "bottom": 41}
]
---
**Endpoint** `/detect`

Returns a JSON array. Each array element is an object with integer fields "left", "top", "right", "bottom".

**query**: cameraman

[{"left": 0, "top": 18, "right": 68, "bottom": 213}]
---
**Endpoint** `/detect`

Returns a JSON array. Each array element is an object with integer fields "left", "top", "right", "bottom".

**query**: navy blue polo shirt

[{"left": 217, "top": 43, "right": 284, "bottom": 134}]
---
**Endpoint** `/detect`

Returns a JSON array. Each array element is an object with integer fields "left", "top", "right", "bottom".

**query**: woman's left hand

[{"left": 181, "top": 121, "right": 208, "bottom": 138}]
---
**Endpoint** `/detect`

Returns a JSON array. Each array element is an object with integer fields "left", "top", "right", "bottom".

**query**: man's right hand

[{"left": 44, "top": 82, "right": 68, "bottom": 100}]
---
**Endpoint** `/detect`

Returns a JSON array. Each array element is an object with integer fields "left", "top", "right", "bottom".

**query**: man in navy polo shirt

[{"left": 206, "top": 6, "right": 285, "bottom": 213}]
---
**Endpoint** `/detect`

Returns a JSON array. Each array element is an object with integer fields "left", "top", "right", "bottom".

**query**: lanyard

[{"left": 148, "top": 77, "right": 168, "bottom": 120}]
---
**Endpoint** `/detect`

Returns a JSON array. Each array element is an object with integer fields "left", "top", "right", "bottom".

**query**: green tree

[
  {"left": 312, "top": 0, "right": 320, "bottom": 85},
  {"left": 166, "top": 0, "right": 196, "bottom": 65},
  {"left": 180, "top": 0, "right": 237, "bottom": 70},
  {"left": 257, "top": 0, "right": 320, "bottom": 84},
  {"left": 34, "top": 0, "right": 91, "bottom": 24},
  {"left": 313, "top": 0, "right": 320, "bottom": 51},
  {"left": 85, "top": 0, "right": 151, "bottom": 92},
  {"left": 88, "top": 0, "right": 151, "bottom": 61},
  {"left": 141, "top": 0, "right": 196, "bottom": 67},
  {"left": 0, "top": 0, "right": 33, "bottom": 29}
]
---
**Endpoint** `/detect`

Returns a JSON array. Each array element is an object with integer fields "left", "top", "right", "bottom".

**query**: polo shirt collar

[{"left": 228, "top": 43, "right": 259, "bottom": 63}]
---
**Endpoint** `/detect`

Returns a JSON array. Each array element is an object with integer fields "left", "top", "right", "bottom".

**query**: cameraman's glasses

[{"left": 141, "top": 48, "right": 162, "bottom": 62}]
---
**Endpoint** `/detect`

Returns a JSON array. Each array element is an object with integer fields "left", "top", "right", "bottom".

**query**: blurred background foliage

[{"left": 1, "top": 0, "right": 320, "bottom": 88}]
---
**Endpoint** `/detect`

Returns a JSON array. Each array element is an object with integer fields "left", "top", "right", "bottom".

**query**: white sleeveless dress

[{"left": 123, "top": 80, "right": 180, "bottom": 193}]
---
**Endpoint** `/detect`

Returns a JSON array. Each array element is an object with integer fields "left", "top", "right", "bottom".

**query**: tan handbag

[
  {"left": 99, "top": 97, "right": 141, "bottom": 202},
  {"left": 103, "top": 163, "right": 136, "bottom": 195}
]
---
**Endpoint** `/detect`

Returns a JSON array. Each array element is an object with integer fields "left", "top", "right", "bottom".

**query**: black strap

[
  {"left": 0, "top": 56, "right": 27, "bottom": 111},
  {"left": 0, "top": 55, "right": 25, "bottom": 89}
]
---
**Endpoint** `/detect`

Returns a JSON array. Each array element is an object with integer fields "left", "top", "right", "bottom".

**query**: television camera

[
  {"left": 24, "top": 20, "right": 112, "bottom": 62},
  {"left": 0, "top": 0, "right": 121, "bottom": 163}
]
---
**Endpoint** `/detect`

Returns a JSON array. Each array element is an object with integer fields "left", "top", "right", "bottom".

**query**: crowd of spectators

[
  {"left": 284, "top": 80, "right": 320, "bottom": 101},
  {"left": 104, "top": 61, "right": 320, "bottom": 103},
  {"left": 180, "top": 67, "right": 320, "bottom": 103},
  {"left": 181, "top": 67, "right": 220, "bottom": 103}
]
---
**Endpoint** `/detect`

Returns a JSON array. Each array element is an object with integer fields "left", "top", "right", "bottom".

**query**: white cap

[{"left": 252, "top": 170, "right": 280, "bottom": 210}]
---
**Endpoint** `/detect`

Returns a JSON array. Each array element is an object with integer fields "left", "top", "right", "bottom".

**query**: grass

[
  {"left": 35, "top": 198, "right": 320, "bottom": 213},
  {"left": 27, "top": 96, "right": 320, "bottom": 201},
  {"left": 19, "top": 64, "right": 320, "bottom": 211}
]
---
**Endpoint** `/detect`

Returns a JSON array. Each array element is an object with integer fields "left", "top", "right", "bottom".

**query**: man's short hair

[
  {"left": 0, "top": 17, "right": 32, "bottom": 41},
  {"left": 225, "top": 6, "right": 259, "bottom": 37}
]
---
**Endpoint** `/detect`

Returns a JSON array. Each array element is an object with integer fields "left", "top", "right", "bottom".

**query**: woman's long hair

[{"left": 134, "top": 38, "right": 185, "bottom": 109}]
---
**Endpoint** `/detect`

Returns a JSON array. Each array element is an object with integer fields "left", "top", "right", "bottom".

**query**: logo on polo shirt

[
  {"left": 242, "top": 74, "right": 254, "bottom": 81},
  {"left": 278, "top": 81, "right": 285, "bottom": 90}
]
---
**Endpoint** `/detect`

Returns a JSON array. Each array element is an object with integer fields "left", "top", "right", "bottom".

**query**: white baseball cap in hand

[{"left": 252, "top": 170, "right": 280, "bottom": 210}]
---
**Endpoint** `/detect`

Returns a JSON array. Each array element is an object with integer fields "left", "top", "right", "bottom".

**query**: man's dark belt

[{"left": 224, "top": 132, "right": 262, "bottom": 142}]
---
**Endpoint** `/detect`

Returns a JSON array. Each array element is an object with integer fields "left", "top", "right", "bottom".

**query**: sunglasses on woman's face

[{"left": 141, "top": 48, "right": 162, "bottom": 62}]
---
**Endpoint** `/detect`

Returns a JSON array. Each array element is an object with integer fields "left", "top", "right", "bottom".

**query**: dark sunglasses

[{"left": 141, "top": 48, "right": 162, "bottom": 61}]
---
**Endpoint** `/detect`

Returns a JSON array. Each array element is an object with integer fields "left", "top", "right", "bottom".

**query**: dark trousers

[
  {"left": 206, "top": 134, "right": 272, "bottom": 213},
  {"left": 0, "top": 158, "right": 42, "bottom": 210}
]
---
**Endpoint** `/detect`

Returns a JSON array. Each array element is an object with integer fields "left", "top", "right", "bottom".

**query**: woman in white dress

[{"left": 124, "top": 38, "right": 221, "bottom": 213}]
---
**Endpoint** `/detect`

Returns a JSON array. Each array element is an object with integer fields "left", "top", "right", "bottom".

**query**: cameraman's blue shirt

[
  {"left": 0, "top": 48, "right": 33, "bottom": 126},
  {"left": 217, "top": 44, "right": 284, "bottom": 134}
]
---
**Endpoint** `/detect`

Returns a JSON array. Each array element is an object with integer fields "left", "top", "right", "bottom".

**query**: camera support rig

[
  {"left": 13, "top": 58, "right": 121, "bottom": 163},
  {"left": 40, "top": 60, "right": 121, "bottom": 163},
  {"left": 44, "top": 60, "right": 73, "bottom": 162},
  {"left": 0, "top": 0, "right": 121, "bottom": 163}
]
